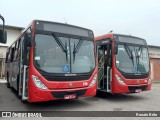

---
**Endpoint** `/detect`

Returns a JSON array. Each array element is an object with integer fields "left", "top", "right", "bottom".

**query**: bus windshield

[
  {"left": 116, "top": 44, "right": 149, "bottom": 74},
  {"left": 34, "top": 34, "right": 95, "bottom": 73}
]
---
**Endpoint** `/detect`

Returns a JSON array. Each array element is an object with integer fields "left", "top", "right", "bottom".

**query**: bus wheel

[
  {"left": 6, "top": 74, "right": 10, "bottom": 88},
  {"left": 21, "top": 99, "right": 28, "bottom": 103},
  {"left": 17, "top": 76, "right": 21, "bottom": 99}
]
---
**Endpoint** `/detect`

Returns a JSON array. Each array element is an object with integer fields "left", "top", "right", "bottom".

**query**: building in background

[
  {"left": 148, "top": 45, "right": 160, "bottom": 81},
  {"left": 0, "top": 25, "right": 24, "bottom": 78},
  {"left": 0, "top": 46, "right": 8, "bottom": 78}
]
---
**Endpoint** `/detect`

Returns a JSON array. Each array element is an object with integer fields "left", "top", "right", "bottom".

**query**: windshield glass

[
  {"left": 116, "top": 44, "right": 149, "bottom": 74},
  {"left": 34, "top": 34, "right": 95, "bottom": 73}
]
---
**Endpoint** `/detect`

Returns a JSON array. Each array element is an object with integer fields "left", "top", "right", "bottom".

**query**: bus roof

[
  {"left": 95, "top": 34, "right": 114, "bottom": 41},
  {"left": 33, "top": 20, "right": 93, "bottom": 32},
  {"left": 95, "top": 33, "right": 146, "bottom": 41},
  {"left": 8, "top": 19, "right": 94, "bottom": 48},
  {"left": 95, "top": 33, "right": 147, "bottom": 45}
]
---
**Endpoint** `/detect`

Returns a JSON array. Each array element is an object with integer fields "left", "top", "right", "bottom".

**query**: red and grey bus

[
  {"left": 95, "top": 34, "right": 151, "bottom": 94},
  {"left": 5, "top": 20, "right": 97, "bottom": 102}
]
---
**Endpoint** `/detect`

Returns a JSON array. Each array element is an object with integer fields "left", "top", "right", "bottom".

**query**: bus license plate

[
  {"left": 135, "top": 89, "right": 142, "bottom": 93},
  {"left": 64, "top": 94, "right": 76, "bottom": 99}
]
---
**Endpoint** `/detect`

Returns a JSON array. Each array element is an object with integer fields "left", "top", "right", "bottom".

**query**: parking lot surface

[{"left": 0, "top": 81, "right": 159, "bottom": 119}]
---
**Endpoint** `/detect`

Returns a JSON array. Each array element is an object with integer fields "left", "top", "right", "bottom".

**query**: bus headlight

[
  {"left": 32, "top": 75, "right": 48, "bottom": 90},
  {"left": 89, "top": 74, "right": 97, "bottom": 87},
  {"left": 115, "top": 74, "right": 125, "bottom": 85}
]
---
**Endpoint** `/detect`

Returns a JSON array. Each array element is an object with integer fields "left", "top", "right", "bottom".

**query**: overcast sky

[{"left": 0, "top": 0, "right": 160, "bottom": 46}]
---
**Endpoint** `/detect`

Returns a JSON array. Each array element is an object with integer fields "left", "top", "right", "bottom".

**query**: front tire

[
  {"left": 17, "top": 75, "right": 21, "bottom": 99},
  {"left": 21, "top": 99, "right": 28, "bottom": 103},
  {"left": 6, "top": 74, "right": 10, "bottom": 88}
]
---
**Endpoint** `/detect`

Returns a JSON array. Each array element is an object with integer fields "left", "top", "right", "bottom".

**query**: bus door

[
  {"left": 97, "top": 39, "right": 112, "bottom": 93},
  {"left": 19, "top": 32, "right": 31, "bottom": 101}
]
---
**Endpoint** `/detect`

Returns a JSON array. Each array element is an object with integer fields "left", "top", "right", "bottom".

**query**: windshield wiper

[
  {"left": 124, "top": 44, "right": 134, "bottom": 67},
  {"left": 52, "top": 33, "right": 68, "bottom": 61},
  {"left": 136, "top": 46, "right": 142, "bottom": 58},
  {"left": 73, "top": 38, "right": 83, "bottom": 62},
  {"left": 65, "top": 40, "right": 68, "bottom": 62},
  {"left": 135, "top": 46, "right": 142, "bottom": 73}
]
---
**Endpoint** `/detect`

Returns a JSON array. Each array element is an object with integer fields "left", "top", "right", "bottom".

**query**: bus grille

[{"left": 121, "top": 73, "right": 149, "bottom": 79}]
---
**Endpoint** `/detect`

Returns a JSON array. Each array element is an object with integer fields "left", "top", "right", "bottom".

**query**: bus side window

[
  {"left": 5, "top": 49, "right": 9, "bottom": 63},
  {"left": 16, "top": 39, "right": 21, "bottom": 60},
  {"left": 13, "top": 42, "right": 18, "bottom": 61},
  {"left": 11, "top": 44, "right": 15, "bottom": 62},
  {"left": 21, "top": 34, "right": 30, "bottom": 65},
  {"left": 23, "top": 28, "right": 31, "bottom": 65},
  {"left": 7, "top": 48, "right": 11, "bottom": 63},
  {"left": 21, "top": 35, "right": 25, "bottom": 64}
]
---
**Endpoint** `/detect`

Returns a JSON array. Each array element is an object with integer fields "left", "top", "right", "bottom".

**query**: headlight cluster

[
  {"left": 89, "top": 74, "right": 97, "bottom": 87},
  {"left": 148, "top": 77, "right": 152, "bottom": 84},
  {"left": 32, "top": 75, "right": 48, "bottom": 90},
  {"left": 115, "top": 74, "right": 125, "bottom": 85}
]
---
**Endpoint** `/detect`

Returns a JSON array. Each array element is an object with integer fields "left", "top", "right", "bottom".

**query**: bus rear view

[
  {"left": 95, "top": 34, "right": 151, "bottom": 94},
  {"left": 5, "top": 20, "right": 97, "bottom": 102}
]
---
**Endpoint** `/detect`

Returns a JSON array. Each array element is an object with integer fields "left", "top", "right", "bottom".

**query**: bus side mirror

[
  {"left": 0, "top": 29, "right": 7, "bottom": 44},
  {"left": 114, "top": 40, "right": 118, "bottom": 54}
]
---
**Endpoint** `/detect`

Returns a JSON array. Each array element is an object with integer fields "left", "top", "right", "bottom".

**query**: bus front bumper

[
  {"left": 28, "top": 84, "right": 96, "bottom": 102},
  {"left": 112, "top": 83, "right": 152, "bottom": 94}
]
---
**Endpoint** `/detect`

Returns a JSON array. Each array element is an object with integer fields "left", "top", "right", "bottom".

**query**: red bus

[
  {"left": 95, "top": 34, "right": 151, "bottom": 94},
  {"left": 5, "top": 20, "right": 97, "bottom": 102}
]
